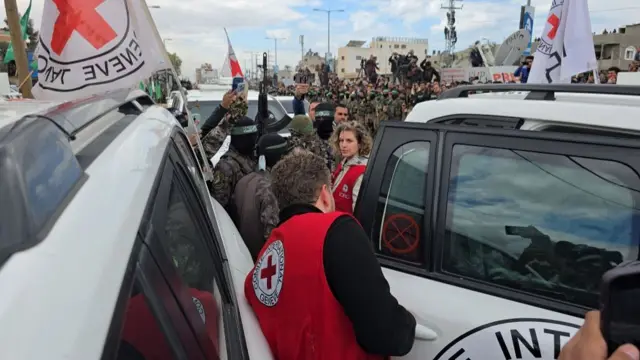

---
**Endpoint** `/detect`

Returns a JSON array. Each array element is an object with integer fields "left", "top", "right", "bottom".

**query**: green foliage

[{"left": 167, "top": 52, "right": 182, "bottom": 76}]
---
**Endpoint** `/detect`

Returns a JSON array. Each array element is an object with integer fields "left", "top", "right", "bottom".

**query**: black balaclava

[
  {"left": 314, "top": 103, "right": 335, "bottom": 140},
  {"left": 257, "top": 133, "right": 290, "bottom": 169},
  {"left": 230, "top": 116, "right": 258, "bottom": 156}
]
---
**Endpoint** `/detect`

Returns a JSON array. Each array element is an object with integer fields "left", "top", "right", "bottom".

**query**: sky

[{"left": 4, "top": 0, "right": 640, "bottom": 80}]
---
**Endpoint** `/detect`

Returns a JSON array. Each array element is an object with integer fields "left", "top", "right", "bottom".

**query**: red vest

[
  {"left": 332, "top": 161, "right": 366, "bottom": 214},
  {"left": 245, "top": 211, "right": 383, "bottom": 360}
]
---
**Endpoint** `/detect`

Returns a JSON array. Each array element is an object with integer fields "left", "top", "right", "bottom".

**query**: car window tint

[
  {"left": 374, "top": 142, "right": 430, "bottom": 264},
  {"left": 172, "top": 136, "right": 210, "bottom": 210},
  {"left": 160, "top": 178, "right": 225, "bottom": 359},
  {"left": 443, "top": 145, "right": 640, "bottom": 308},
  {"left": 117, "top": 281, "right": 175, "bottom": 360}
]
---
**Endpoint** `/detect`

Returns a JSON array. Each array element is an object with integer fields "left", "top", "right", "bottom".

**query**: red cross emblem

[
  {"left": 51, "top": 0, "right": 117, "bottom": 55},
  {"left": 260, "top": 255, "right": 277, "bottom": 290},
  {"left": 546, "top": 14, "right": 560, "bottom": 40}
]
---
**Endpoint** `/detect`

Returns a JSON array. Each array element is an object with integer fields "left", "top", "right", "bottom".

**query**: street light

[
  {"left": 149, "top": 5, "right": 161, "bottom": 8},
  {"left": 265, "top": 36, "right": 286, "bottom": 69},
  {"left": 163, "top": 38, "right": 172, "bottom": 46},
  {"left": 313, "top": 8, "right": 344, "bottom": 61}
]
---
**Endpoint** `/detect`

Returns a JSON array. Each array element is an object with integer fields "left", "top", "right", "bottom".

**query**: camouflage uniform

[
  {"left": 320, "top": 139, "right": 334, "bottom": 171},
  {"left": 370, "top": 96, "right": 385, "bottom": 136},
  {"left": 364, "top": 95, "right": 378, "bottom": 136},
  {"left": 288, "top": 133, "right": 326, "bottom": 159},
  {"left": 201, "top": 100, "right": 248, "bottom": 159},
  {"left": 210, "top": 148, "right": 257, "bottom": 208},
  {"left": 252, "top": 172, "right": 279, "bottom": 242},
  {"left": 387, "top": 93, "right": 404, "bottom": 121}
]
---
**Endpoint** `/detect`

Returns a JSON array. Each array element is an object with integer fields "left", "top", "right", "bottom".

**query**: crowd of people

[
  {"left": 188, "top": 51, "right": 640, "bottom": 358},
  {"left": 191, "top": 86, "right": 417, "bottom": 359}
]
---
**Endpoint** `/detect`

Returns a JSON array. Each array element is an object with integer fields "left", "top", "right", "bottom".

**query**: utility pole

[
  {"left": 4, "top": 0, "right": 33, "bottom": 98},
  {"left": 299, "top": 35, "right": 304, "bottom": 67},
  {"left": 441, "top": 0, "right": 463, "bottom": 67},
  {"left": 313, "top": 8, "right": 344, "bottom": 64},
  {"left": 265, "top": 37, "right": 286, "bottom": 69}
]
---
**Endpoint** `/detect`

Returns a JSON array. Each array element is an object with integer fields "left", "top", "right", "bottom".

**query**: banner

[
  {"left": 522, "top": 6, "right": 535, "bottom": 56},
  {"left": 528, "top": 0, "right": 597, "bottom": 83},
  {"left": 33, "top": 0, "right": 165, "bottom": 100},
  {"left": 441, "top": 67, "right": 519, "bottom": 83}
]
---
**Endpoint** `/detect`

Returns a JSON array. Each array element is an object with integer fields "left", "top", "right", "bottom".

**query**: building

[
  {"left": 337, "top": 37, "right": 429, "bottom": 79},
  {"left": 531, "top": 23, "right": 640, "bottom": 71},
  {"left": 278, "top": 66, "right": 294, "bottom": 86}
]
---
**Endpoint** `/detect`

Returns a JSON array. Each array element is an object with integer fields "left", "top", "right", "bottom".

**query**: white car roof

[
  {"left": 0, "top": 99, "right": 64, "bottom": 127},
  {"left": 188, "top": 90, "right": 266, "bottom": 102},
  {"left": 407, "top": 84, "right": 640, "bottom": 133},
  {"left": 0, "top": 101, "right": 180, "bottom": 359}
]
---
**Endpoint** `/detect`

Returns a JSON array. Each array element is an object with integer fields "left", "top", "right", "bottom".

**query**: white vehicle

[
  {"left": 187, "top": 90, "right": 291, "bottom": 137},
  {"left": 5, "top": 83, "right": 640, "bottom": 360},
  {"left": 0, "top": 88, "right": 267, "bottom": 359},
  {"left": 274, "top": 95, "right": 310, "bottom": 118},
  {"left": 189, "top": 90, "right": 293, "bottom": 167},
  {"left": 354, "top": 83, "right": 640, "bottom": 359}
]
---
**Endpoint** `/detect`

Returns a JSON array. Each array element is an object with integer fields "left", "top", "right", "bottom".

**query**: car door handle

[{"left": 415, "top": 323, "right": 438, "bottom": 341}]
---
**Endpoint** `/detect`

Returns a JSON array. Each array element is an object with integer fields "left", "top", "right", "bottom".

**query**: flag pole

[{"left": 4, "top": 0, "right": 33, "bottom": 98}]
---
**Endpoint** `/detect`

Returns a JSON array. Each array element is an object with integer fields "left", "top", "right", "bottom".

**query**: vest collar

[{"left": 279, "top": 204, "right": 322, "bottom": 226}]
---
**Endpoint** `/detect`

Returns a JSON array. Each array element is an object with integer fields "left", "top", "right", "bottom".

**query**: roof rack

[{"left": 439, "top": 84, "right": 640, "bottom": 101}]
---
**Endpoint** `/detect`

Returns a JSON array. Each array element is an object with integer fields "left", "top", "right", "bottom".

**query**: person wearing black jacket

[
  {"left": 199, "top": 90, "right": 236, "bottom": 139},
  {"left": 245, "top": 150, "right": 416, "bottom": 359}
]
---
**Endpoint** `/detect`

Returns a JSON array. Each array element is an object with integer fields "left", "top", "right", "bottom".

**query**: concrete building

[
  {"left": 337, "top": 37, "right": 429, "bottom": 79},
  {"left": 278, "top": 66, "right": 294, "bottom": 86},
  {"left": 531, "top": 23, "right": 640, "bottom": 71}
]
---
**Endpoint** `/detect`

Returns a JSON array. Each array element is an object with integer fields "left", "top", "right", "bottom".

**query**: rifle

[{"left": 257, "top": 52, "right": 268, "bottom": 139}]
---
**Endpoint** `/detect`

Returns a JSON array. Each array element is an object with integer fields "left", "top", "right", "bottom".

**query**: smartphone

[
  {"left": 600, "top": 261, "right": 640, "bottom": 355},
  {"left": 231, "top": 77, "right": 245, "bottom": 93}
]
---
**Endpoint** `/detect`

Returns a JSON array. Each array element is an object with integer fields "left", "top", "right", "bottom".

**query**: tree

[
  {"left": 2, "top": 16, "right": 39, "bottom": 51},
  {"left": 167, "top": 52, "right": 182, "bottom": 76},
  {"left": 1, "top": 16, "right": 38, "bottom": 73}
]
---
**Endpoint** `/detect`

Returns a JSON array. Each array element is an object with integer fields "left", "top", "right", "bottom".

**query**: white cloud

[{"left": 4, "top": 0, "right": 637, "bottom": 80}]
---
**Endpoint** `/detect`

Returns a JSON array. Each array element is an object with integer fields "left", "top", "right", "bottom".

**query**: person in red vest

[
  {"left": 245, "top": 150, "right": 415, "bottom": 360},
  {"left": 330, "top": 121, "right": 372, "bottom": 214}
]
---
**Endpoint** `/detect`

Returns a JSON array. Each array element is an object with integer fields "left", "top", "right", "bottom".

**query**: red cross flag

[
  {"left": 528, "top": 0, "right": 598, "bottom": 83},
  {"left": 33, "top": 0, "right": 167, "bottom": 100}
]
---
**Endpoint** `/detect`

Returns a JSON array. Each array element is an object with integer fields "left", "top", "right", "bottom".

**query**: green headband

[
  {"left": 265, "top": 142, "right": 289, "bottom": 151},
  {"left": 315, "top": 110, "right": 334, "bottom": 118},
  {"left": 231, "top": 125, "right": 258, "bottom": 135}
]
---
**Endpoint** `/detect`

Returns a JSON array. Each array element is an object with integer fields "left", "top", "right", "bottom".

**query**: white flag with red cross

[
  {"left": 33, "top": 0, "right": 166, "bottom": 100},
  {"left": 528, "top": 0, "right": 598, "bottom": 83}
]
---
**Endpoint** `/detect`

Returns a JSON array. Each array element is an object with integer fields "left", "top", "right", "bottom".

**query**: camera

[{"left": 600, "top": 261, "right": 640, "bottom": 355}]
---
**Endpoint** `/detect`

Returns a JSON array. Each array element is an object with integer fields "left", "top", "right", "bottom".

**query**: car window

[
  {"left": 159, "top": 176, "right": 225, "bottom": 359},
  {"left": 116, "top": 280, "right": 178, "bottom": 360},
  {"left": 280, "top": 99, "right": 294, "bottom": 113},
  {"left": 374, "top": 142, "right": 430, "bottom": 264},
  {"left": 443, "top": 145, "right": 640, "bottom": 308}
]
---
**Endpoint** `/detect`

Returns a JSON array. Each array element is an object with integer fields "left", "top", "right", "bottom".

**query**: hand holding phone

[
  {"left": 558, "top": 311, "right": 639, "bottom": 360},
  {"left": 601, "top": 261, "right": 640, "bottom": 356}
]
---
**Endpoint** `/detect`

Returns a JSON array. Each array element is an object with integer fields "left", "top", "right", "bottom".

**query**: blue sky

[{"left": 7, "top": 0, "right": 640, "bottom": 79}]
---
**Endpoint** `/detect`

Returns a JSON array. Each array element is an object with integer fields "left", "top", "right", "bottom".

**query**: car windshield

[
  {"left": 188, "top": 99, "right": 289, "bottom": 129},
  {"left": 280, "top": 100, "right": 294, "bottom": 114}
]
